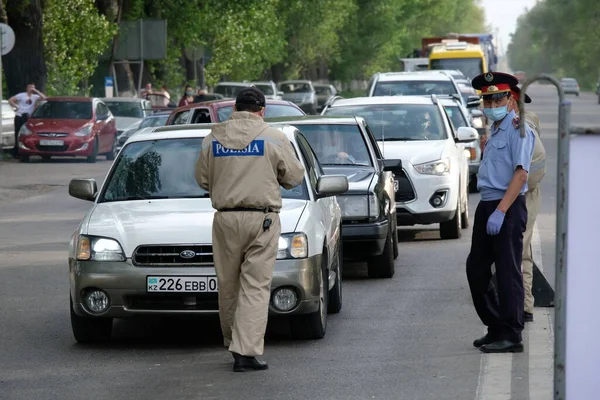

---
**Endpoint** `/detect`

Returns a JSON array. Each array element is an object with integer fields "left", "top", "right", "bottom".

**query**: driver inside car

[{"left": 319, "top": 129, "right": 356, "bottom": 164}]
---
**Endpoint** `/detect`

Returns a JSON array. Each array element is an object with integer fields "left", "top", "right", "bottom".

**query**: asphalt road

[{"left": 0, "top": 85, "right": 594, "bottom": 400}]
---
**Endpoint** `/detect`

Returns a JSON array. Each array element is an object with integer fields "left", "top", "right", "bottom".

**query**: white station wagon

[{"left": 67, "top": 124, "right": 348, "bottom": 343}]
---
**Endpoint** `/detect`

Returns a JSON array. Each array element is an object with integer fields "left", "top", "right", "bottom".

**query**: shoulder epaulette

[{"left": 512, "top": 116, "right": 520, "bottom": 130}]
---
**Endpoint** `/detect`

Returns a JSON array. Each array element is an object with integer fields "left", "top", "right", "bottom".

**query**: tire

[
  {"left": 392, "top": 219, "right": 399, "bottom": 260},
  {"left": 19, "top": 155, "right": 30, "bottom": 163},
  {"left": 367, "top": 222, "right": 395, "bottom": 278},
  {"left": 87, "top": 138, "right": 98, "bottom": 163},
  {"left": 290, "top": 253, "right": 328, "bottom": 339},
  {"left": 105, "top": 136, "right": 117, "bottom": 161},
  {"left": 461, "top": 197, "right": 470, "bottom": 229},
  {"left": 70, "top": 296, "right": 112, "bottom": 343},
  {"left": 440, "top": 202, "right": 462, "bottom": 239},
  {"left": 328, "top": 234, "right": 343, "bottom": 314}
]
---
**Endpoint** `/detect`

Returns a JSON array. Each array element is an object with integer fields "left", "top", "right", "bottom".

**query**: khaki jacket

[
  {"left": 523, "top": 111, "right": 546, "bottom": 189},
  {"left": 195, "top": 112, "right": 305, "bottom": 211}
]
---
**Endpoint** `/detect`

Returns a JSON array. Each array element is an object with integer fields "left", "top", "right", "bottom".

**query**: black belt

[{"left": 218, "top": 207, "right": 279, "bottom": 213}]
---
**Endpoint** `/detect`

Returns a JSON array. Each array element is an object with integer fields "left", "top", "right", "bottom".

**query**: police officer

[
  {"left": 195, "top": 87, "right": 305, "bottom": 371},
  {"left": 467, "top": 72, "right": 535, "bottom": 353},
  {"left": 508, "top": 86, "right": 547, "bottom": 322}
]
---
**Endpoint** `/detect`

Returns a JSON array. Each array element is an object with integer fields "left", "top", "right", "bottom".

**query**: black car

[{"left": 268, "top": 115, "right": 402, "bottom": 278}]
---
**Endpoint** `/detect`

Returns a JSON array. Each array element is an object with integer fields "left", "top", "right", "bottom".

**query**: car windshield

[
  {"left": 217, "top": 104, "right": 304, "bottom": 121},
  {"left": 104, "top": 101, "right": 144, "bottom": 118},
  {"left": 294, "top": 124, "right": 372, "bottom": 166},
  {"left": 139, "top": 115, "right": 169, "bottom": 129},
  {"left": 443, "top": 105, "right": 468, "bottom": 129},
  {"left": 430, "top": 58, "right": 483, "bottom": 80},
  {"left": 324, "top": 104, "right": 447, "bottom": 141},
  {"left": 214, "top": 85, "right": 247, "bottom": 98},
  {"left": 99, "top": 138, "right": 308, "bottom": 202},
  {"left": 253, "top": 84, "right": 274, "bottom": 95},
  {"left": 373, "top": 80, "right": 457, "bottom": 96},
  {"left": 280, "top": 83, "right": 311, "bottom": 93},
  {"left": 314, "top": 86, "right": 332, "bottom": 95},
  {"left": 31, "top": 101, "right": 92, "bottom": 119}
]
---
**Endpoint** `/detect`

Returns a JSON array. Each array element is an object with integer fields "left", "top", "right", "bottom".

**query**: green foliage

[{"left": 43, "top": 0, "right": 116, "bottom": 95}]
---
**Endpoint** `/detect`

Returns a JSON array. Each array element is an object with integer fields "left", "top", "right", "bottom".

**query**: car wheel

[
  {"left": 367, "top": 222, "right": 395, "bottom": 278},
  {"left": 70, "top": 296, "right": 112, "bottom": 343},
  {"left": 105, "top": 136, "right": 117, "bottom": 161},
  {"left": 290, "top": 251, "right": 328, "bottom": 339},
  {"left": 328, "top": 233, "right": 343, "bottom": 314},
  {"left": 392, "top": 219, "right": 399, "bottom": 260},
  {"left": 440, "top": 201, "right": 462, "bottom": 239},
  {"left": 19, "top": 155, "right": 30, "bottom": 163},
  {"left": 87, "top": 138, "right": 98, "bottom": 164}
]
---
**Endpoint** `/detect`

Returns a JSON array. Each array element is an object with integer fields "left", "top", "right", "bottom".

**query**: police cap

[
  {"left": 510, "top": 85, "right": 532, "bottom": 104},
  {"left": 472, "top": 72, "right": 519, "bottom": 100},
  {"left": 235, "top": 87, "right": 266, "bottom": 108}
]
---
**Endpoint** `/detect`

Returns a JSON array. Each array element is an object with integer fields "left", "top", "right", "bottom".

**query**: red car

[
  {"left": 166, "top": 98, "right": 305, "bottom": 125},
  {"left": 18, "top": 97, "right": 117, "bottom": 163}
]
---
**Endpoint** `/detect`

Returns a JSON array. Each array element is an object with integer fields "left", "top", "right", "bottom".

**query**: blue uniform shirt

[{"left": 477, "top": 109, "right": 535, "bottom": 201}]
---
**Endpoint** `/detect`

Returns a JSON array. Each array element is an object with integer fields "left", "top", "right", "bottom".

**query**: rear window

[
  {"left": 214, "top": 85, "right": 248, "bottom": 98},
  {"left": 373, "top": 80, "right": 457, "bottom": 96},
  {"left": 31, "top": 101, "right": 92, "bottom": 119},
  {"left": 217, "top": 104, "right": 305, "bottom": 121},
  {"left": 314, "top": 86, "right": 333, "bottom": 95},
  {"left": 253, "top": 84, "right": 275, "bottom": 95},
  {"left": 280, "top": 83, "right": 311, "bottom": 93}
]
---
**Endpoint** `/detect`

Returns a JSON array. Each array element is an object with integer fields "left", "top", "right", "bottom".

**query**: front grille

[
  {"left": 125, "top": 293, "right": 218, "bottom": 311},
  {"left": 133, "top": 244, "right": 214, "bottom": 267},
  {"left": 38, "top": 133, "right": 68, "bottom": 137},
  {"left": 35, "top": 144, "right": 69, "bottom": 152},
  {"left": 394, "top": 170, "right": 416, "bottom": 203}
]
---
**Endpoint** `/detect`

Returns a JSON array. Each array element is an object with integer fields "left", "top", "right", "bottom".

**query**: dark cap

[
  {"left": 235, "top": 87, "right": 266, "bottom": 108},
  {"left": 510, "top": 85, "right": 532, "bottom": 103}
]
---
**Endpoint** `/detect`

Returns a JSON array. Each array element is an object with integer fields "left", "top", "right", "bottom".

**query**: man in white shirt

[{"left": 8, "top": 83, "right": 46, "bottom": 157}]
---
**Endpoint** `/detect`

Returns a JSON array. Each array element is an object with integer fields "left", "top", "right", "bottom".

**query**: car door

[{"left": 440, "top": 105, "right": 468, "bottom": 204}]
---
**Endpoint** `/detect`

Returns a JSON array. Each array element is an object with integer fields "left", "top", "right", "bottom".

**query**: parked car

[
  {"left": 248, "top": 81, "right": 283, "bottom": 100},
  {"left": 279, "top": 80, "right": 318, "bottom": 114},
  {"left": 313, "top": 84, "right": 338, "bottom": 113},
  {"left": 1, "top": 100, "right": 15, "bottom": 150},
  {"left": 213, "top": 82, "right": 252, "bottom": 98},
  {"left": 17, "top": 97, "right": 117, "bottom": 163},
  {"left": 560, "top": 78, "right": 580, "bottom": 96},
  {"left": 67, "top": 124, "right": 349, "bottom": 343},
  {"left": 322, "top": 95, "right": 478, "bottom": 239},
  {"left": 166, "top": 99, "right": 305, "bottom": 125},
  {"left": 101, "top": 97, "right": 152, "bottom": 135},
  {"left": 267, "top": 116, "right": 401, "bottom": 278},
  {"left": 116, "top": 111, "right": 170, "bottom": 153}
]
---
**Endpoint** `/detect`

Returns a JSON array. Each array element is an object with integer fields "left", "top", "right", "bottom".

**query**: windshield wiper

[{"left": 101, "top": 195, "right": 170, "bottom": 202}]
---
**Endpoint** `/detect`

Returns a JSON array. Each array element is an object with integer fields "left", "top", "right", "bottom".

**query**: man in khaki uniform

[
  {"left": 509, "top": 86, "right": 546, "bottom": 322},
  {"left": 195, "top": 87, "right": 305, "bottom": 372}
]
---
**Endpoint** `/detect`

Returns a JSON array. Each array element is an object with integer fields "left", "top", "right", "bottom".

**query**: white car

[
  {"left": 322, "top": 96, "right": 478, "bottom": 239},
  {"left": 67, "top": 124, "right": 348, "bottom": 343}
]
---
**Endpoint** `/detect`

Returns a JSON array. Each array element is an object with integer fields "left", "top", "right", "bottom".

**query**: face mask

[
  {"left": 484, "top": 106, "right": 508, "bottom": 121},
  {"left": 185, "top": 91, "right": 194, "bottom": 96}
]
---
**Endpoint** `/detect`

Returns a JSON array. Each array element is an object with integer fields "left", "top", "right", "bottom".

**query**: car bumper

[
  {"left": 341, "top": 219, "right": 389, "bottom": 258},
  {"left": 18, "top": 136, "right": 96, "bottom": 156},
  {"left": 70, "top": 255, "right": 323, "bottom": 318}
]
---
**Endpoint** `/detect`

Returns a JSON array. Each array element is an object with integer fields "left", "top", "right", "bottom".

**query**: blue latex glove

[{"left": 486, "top": 209, "right": 505, "bottom": 235}]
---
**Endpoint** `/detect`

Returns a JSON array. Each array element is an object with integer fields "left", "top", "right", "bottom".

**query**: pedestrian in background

[
  {"left": 466, "top": 72, "right": 535, "bottom": 353},
  {"left": 195, "top": 87, "right": 305, "bottom": 371},
  {"left": 178, "top": 84, "right": 195, "bottom": 107},
  {"left": 8, "top": 83, "right": 46, "bottom": 158},
  {"left": 160, "top": 84, "right": 171, "bottom": 107},
  {"left": 508, "top": 85, "right": 547, "bottom": 323}
]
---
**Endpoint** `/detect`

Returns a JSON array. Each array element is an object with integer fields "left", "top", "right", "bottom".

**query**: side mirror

[
  {"left": 382, "top": 158, "right": 402, "bottom": 172},
  {"left": 466, "top": 95, "right": 481, "bottom": 108},
  {"left": 456, "top": 127, "right": 479, "bottom": 143},
  {"left": 69, "top": 178, "right": 97, "bottom": 201},
  {"left": 316, "top": 175, "right": 349, "bottom": 198}
]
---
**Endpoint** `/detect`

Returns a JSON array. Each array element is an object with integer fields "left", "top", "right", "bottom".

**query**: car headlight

[
  {"left": 77, "top": 235, "right": 126, "bottom": 261},
  {"left": 414, "top": 158, "right": 451, "bottom": 176},
  {"left": 18, "top": 125, "right": 33, "bottom": 136},
  {"left": 338, "top": 196, "right": 368, "bottom": 219},
  {"left": 471, "top": 117, "right": 484, "bottom": 129},
  {"left": 277, "top": 233, "right": 308, "bottom": 260},
  {"left": 74, "top": 124, "right": 93, "bottom": 137}
]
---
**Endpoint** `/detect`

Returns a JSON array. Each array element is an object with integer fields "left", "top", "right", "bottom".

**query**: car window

[
  {"left": 314, "top": 86, "right": 332, "bottom": 95},
  {"left": 324, "top": 104, "right": 448, "bottom": 141},
  {"left": 373, "top": 80, "right": 457, "bottom": 96},
  {"left": 191, "top": 108, "right": 212, "bottom": 124},
  {"left": 362, "top": 122, "right": 383, "bottom": 159},
  {"left": 443, "top": 105, "right": 468, "bottom": 130},
  {"left": 104, "top": 101, "right": 144, "bottom": 118},
  {"left": 31, "top": 101, "right": 92, "bottom": 119},
  {"left": 214, "top": 85, "right": 247, "bottom": 98},
  {"left": 253, "top": 84, "right": 275, "bottom": 95},
  {"left": 171, "top": 110, "right": 191, "bottom": 125},
  {"left": 216, "top": 104, "right": 305, "bottom": 122},
  {"left": 295, "top": 123, "right": 373, "bottom": 167},
  {"left": 139, "top": 115, "right": 170, "bottom": 129},
  {"left": 98, "top": 103, "right": 110, "bottom": 117},
  {"left": 280, "top": 83, "right": 311, "bottom": 93},
  {"left": 100, "top": 138, "right": 309, "bottom": 202},
  {"left": 295, "top": 133, "right": 321, "bottom": 191}
]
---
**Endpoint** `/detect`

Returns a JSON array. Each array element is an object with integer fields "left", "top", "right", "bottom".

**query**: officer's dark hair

[{"left": 235, "top": 87, "right": 266, "bottom": 113}]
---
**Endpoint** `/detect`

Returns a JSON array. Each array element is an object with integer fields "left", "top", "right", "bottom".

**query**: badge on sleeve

[{"left": 512, "top": 117, "right": 520, "bottom": 130}]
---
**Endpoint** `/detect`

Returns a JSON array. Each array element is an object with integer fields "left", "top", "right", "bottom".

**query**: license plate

[
  {"left": 39, "top": 139, "right": 64, "bottom": 146},
  {"left": 147, "top": 276, "right": 218, "bottom": 293},
  {"left": 393, "top": 179, "right": 399, "bottom": 192}
]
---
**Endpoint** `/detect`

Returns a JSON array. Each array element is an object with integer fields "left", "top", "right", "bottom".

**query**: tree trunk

[{"left": 4, "top": 1, "right": 47, "bottom": 97}]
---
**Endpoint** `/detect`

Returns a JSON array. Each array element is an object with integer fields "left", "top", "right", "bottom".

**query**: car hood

[
  {"left": 377, "top": 140, "right": 447, "bottom": 167},
  {"left": 322, "top": 166, "right": 374, "bottom": 194},
  {"left": 115, "top": 117, "right": 142, "bottom": 131},
  {"left": 27, "top": 119, "right": 91, "bottom": 133},
  {"left": 84, "top": 198, "right": 308, "bottom": 256}
]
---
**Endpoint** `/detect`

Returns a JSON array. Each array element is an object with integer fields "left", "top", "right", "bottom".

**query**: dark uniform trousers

[{"left": 466, "top": 195, "right": 527, "bottom": 343}]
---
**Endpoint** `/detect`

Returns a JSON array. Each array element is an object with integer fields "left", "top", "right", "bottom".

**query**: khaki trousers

[
  {"left": 523, "top": 185, "right": 540, "bottom": 314},
  {"left": 212, "top": 211, "right": 280, "bottom": 357}
]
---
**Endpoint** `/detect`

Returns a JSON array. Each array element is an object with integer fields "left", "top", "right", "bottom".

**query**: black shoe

[
  {"left": 231, "top": 352, "right": 268, "bottom": 372},
  {"left": 480, "top": 340, "right": 524, "bottom": 353},
  {"left": 473, "top": 333, "right": 496, "bottom": 348},
  {"left": 524, "top": 312, "right": 534, "bottom": 322}
]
